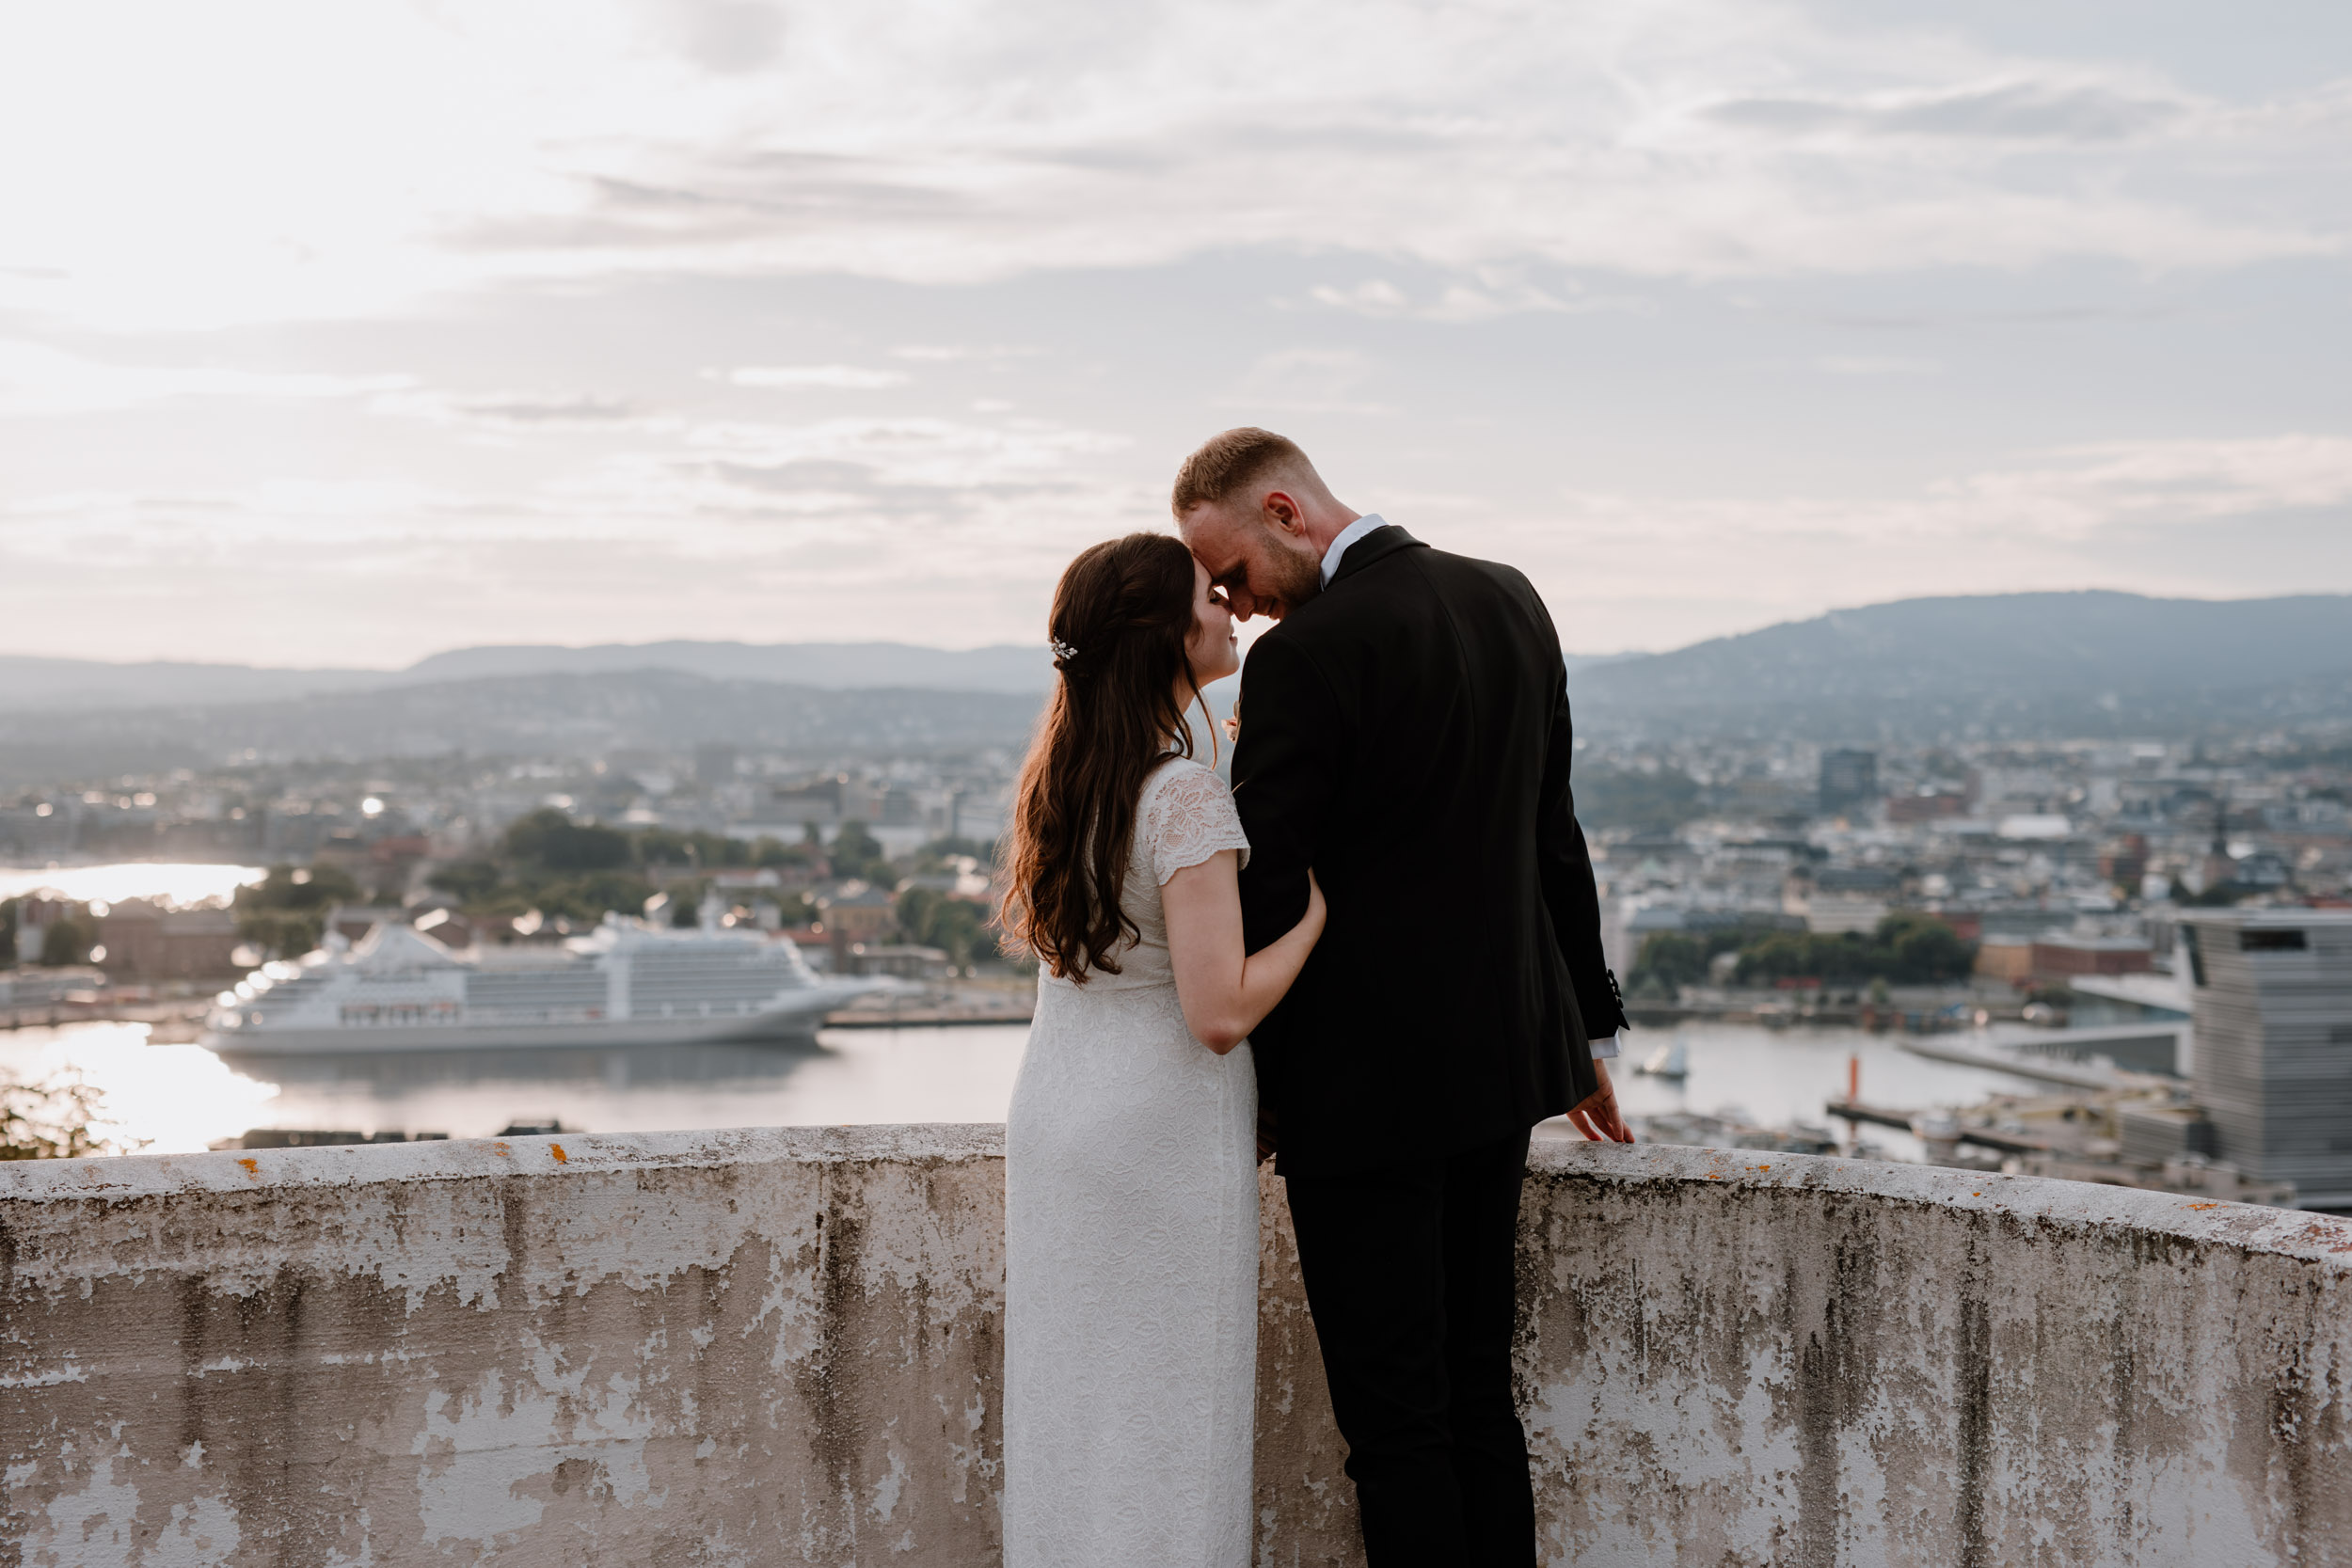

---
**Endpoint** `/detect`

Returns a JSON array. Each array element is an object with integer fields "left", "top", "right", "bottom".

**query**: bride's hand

[{"left": 1301, "top": 869, "right": 1327, "bottom": 938}]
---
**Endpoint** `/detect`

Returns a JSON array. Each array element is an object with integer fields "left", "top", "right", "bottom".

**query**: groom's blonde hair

[{"left": 1170, "top": 427, "right": 1318, "bottom": 517}]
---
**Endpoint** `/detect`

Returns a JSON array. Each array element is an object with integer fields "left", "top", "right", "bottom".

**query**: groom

[{"left": 1175, "top": 428, "right": 1631, "bottom": 1565}]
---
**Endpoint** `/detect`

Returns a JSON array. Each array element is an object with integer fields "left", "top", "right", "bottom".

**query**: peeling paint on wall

[{"left": 3, "top": 1128, "right": 2346, "bottom": 1566}]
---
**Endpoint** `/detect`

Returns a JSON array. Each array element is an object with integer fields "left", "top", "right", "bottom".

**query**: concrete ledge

[{"left": 4, "top": 1130, "right": 2347, "bottom": 1565}]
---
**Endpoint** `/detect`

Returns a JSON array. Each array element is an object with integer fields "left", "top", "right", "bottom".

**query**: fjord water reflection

[
  {"left": 0, "top": 1022, "right": 1034, "bottom": 1153},
  {"left": 5, "top": 1017, "right": 2042, "bottom": 1160},
  {"left": 0, "top": 863, "right": 265, "bottom": 905}
]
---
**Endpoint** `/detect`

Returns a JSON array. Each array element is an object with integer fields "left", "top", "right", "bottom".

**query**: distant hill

[
  {"left": 0, "top": 641, "right": 1051, "bottom": 714},
  {"left": 0, "top": 671, "right": 1047, "bottom": 776},
  {"left": 1575, "top": 591, "right": 2352, "bottom": 738},
  {"left": 401, "top": 641, "right": 1050, "bottom": 693},
  {"left": 6, "top": 593, "right": 2348, "bottom": 765},
  {"left": 0, "top": 657, "right": 387, "bottom": 714}
]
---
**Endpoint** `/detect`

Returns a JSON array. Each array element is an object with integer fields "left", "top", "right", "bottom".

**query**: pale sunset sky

[{"left": 2, "top": 0, "right": 2347, "bottom": 668}]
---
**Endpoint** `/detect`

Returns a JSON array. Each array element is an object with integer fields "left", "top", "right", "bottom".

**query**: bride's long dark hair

[{"left": 1000, "top": 532, "right": 1208, "bottom": 981}]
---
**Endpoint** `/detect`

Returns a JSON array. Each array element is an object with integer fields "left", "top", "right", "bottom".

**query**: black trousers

[{"left": 1282, "top": 1131, "right": 1537, "bottom": 1567}]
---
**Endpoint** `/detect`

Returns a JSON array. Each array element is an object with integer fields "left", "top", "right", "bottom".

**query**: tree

[
  {"left": 38, "top": 914, "right": 95, "bottom": 968},
  {"left": 895, "top": 886, "right": 995, "bottom": 972},
  {"left": 1877, "top": 912, "right": 1976, "bottom": 984},
  {"left": 528, "top": 870, "right": 657, "bottom": 925},
  {"left": 0, "top": 896, "right": 16, "bottom": 969},
  {"left": 501, "top": 808, "right": 631, "bottom": 871},
  {"left": 426, "top": 860, "right": 504, "bottom": 901},
  {"left": 232, "top": 863, "right": 363, "bottom": 955},
  {"left": 1, "top": 1072, "right": 120, "bottom": 1159},
  {"left": 1629, "top": 932, "right": 1711, "bottom": 992},
  {"left": 238, "top": 863, "right": 362, "bottom": 913},
  {"left": 236, "top": 912, "right": 326, "bottom": 959},
  {"left": 831, "top": 822, "right": 891, "bottom": 883},
  {"left": 753, "top": 836, "right": 817, "bottom": 871},
  {"left": 1731, "top": 914, "right": 1975, "bottom": 987}
]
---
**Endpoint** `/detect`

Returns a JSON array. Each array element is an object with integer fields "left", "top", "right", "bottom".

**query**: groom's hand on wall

[{"left": 1567, "top": 1061, "right": 1634, "bottom": 1144}]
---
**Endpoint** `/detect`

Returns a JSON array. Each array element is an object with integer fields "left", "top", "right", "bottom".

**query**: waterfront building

[
  {"left": 93, "top": 898, "right": 241, "bottom": 982},
  {"left": 2180, "top": 908, "right": 2352, "bottom": 1208}
]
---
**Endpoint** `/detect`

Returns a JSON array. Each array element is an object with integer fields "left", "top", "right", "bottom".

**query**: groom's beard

[{"left": 1260, "top": 539, "right": 1324, "bottom": 620}]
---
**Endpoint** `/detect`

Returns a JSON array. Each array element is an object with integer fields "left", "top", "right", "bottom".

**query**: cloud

[
  {"left": 657, "top": 0, "right": 788, "bottom": 75},
  {"left": 1706, "top": 81, "right": 2185, "bottom": 144},
  {"left": 373, "top": 389, "right": 651, "bottom": 429},
  {"left": 1304, "top": 277, "right": 1637, "bottom": 323},
  {"left": 0, "top": 340, "right": 410, "bottom": 416},
  {"left": 1816, "top": 356, "right": 1941, "bottom": 376},
  {"left": 1216, "top": 349, "right": 1389, "bottom": 416},
  {"left": 723, "top": 364, "right": 911, "bottom": 389},
  {"left": 1, "top": 0, "right": 2340, "bottom": 334},
  {"left": 1496, "top": 434, "right": 2352, "bottom": 649}
]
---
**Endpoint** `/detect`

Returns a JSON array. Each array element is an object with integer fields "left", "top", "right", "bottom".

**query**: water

[
  {"left": 0, "top": 861, "right": 2057, "bottom": 1161},
  {"left": 1603, "top": 1021, "right": 2048, "bottom": 1163},
  {"left": 0, "top": 863, "right": 266, "bottom": 905},
  {"left": 4, "top": 1016, "right": 2044, "bottom": 1161}
]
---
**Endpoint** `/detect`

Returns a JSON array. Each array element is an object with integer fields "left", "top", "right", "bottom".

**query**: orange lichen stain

[
  {"left": 493, "top": 1142, "right": 513, "bottom": 1157},
  {"left": 1707, "top": 1172, "right": 1723, "bottom": 1180},
  {"left": 2186, "top": 1202, "right": 2222, "bottom": 1210},
  {"left": 236, "top": 1158, "right": 259, "bottom": 1177},
  {"left": 549, "top": 1143, "right": 568, "bottom": 1164}
]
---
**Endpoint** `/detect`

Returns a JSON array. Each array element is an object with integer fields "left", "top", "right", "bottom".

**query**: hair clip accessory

[{"left": 1050, "top": 637, "right": 1079, "bottom": 669}]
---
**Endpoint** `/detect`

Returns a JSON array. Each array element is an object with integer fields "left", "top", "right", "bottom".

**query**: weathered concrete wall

[
  {"left": 1258, "top": 1144, "right": 2352, "bottom": 1567},
  {"left": 5, "top": 1130, "right": 2348, "bottom": 1566},
  {"left": 1, "top": 1127, "right": 1007, "bottom": 1566}
]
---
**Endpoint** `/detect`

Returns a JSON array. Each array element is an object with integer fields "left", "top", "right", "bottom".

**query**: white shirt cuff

[{"left": 1589, "top": 1032, "right": 1621, "bottom": 1060}]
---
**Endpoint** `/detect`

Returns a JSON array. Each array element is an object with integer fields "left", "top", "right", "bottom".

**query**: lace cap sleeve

[{"left": 1145, "top": 762, "right": 1251, "bottom": 885}]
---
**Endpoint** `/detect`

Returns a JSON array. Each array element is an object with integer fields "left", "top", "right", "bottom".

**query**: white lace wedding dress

[{"left": 1003, "top": 757, "right": 1259, "bottom": 1568}]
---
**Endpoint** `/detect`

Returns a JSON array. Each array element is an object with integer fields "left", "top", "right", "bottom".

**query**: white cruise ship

[{"left": 204, "top": 916, "right": 887, "bottom": 1054}]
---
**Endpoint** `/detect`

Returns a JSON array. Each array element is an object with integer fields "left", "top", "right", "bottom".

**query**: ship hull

[{"left": 203, "top": 988, "right": 863, "bottom": 1055}]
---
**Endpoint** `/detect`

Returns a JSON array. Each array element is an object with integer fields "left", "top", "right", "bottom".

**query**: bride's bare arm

[{"left": 1162, "top": 853, "right": 1325, "bottom": 1054}]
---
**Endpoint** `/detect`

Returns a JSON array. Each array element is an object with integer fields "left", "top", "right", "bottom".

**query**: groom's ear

[{"left": 1262, "top": 489, "right": 1305, "bottom": 535}]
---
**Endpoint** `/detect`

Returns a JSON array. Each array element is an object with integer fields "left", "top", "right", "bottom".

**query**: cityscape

[
  {"left": 4, "top": 0, "right": 2347, "bottom": 1559},
  {"left": 4, "top": 605, "right": 2347, "bottom": 1212}
]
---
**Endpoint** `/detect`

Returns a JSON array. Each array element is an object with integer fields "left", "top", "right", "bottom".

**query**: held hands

[
  {"left": 1567, "top": 1058, "right": 1634, "bottom": 1144},
  {"left": 1299, "top": 868, "right": 1327, "bottom": 942}
]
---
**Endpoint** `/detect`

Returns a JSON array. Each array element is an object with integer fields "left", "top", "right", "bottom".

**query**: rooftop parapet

[{"left": 3, "top": 1126, "right": 2346, "bottom": 1564}]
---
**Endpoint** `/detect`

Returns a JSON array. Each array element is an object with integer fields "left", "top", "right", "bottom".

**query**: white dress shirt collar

[{"left": 1319, "top": 513, "right": 1389, "bottom": 588}]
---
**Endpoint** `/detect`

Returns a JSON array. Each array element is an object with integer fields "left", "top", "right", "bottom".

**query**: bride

[{"left": 997, "top": 531, "right": 1327, "bottom": 1566}]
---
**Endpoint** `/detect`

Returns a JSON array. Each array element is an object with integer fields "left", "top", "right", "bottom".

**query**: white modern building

[{"left": 2179, "top": 908, "right": 2352, "bottom": 1209}]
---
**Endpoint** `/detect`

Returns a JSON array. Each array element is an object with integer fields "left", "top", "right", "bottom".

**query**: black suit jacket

[{"left": 1232, "top": 526, "right": 1626, "bottom": 1178}]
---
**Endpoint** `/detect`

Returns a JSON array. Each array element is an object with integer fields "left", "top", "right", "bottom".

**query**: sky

[{"left": 2, "top": 0, "right": 2347, "bottom": 669}]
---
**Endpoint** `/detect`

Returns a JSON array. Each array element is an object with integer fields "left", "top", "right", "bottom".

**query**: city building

[
  {"left": 1818, "top": 749, "right": 1879, "bottom": 814},
  {"left": 2028, "top": 934, "right": 2155, "bottom": 981},
  {"left": 1791, "top": 865, "right": 1900, "bottom": 935},
  {"left": 1885, "top": 789, "right": 1969, "bottom": 825},
  {"left": 93, "top": 899, "right": 242, "bottom": 982},
  {"left": 2179, "top": 908, "right": 2352, "bottom": 1209},
  {"left": 817, "top": 882, "right": 897, "bottom": 965}
]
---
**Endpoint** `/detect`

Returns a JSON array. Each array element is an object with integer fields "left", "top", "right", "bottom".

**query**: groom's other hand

[{"left": 1567, "top": 1060, "right": 1634, "bottom": 1143}]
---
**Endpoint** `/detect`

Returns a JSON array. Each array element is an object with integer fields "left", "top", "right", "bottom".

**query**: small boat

[{"left": 1635, "top": 1041, "right": 1689, "bottom": 1081}]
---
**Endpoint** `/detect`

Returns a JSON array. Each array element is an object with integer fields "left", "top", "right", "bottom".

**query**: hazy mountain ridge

[
  {"left": 400, "top": 641, "right": 1050, "bottom": 693},
  {"left": 5, "top": 592, "right": 2349, "bottom": 767},
  {"left": 0, "top": 641, "right": 1051, "bottom": 714},
  {"left": 1573, "top": 591, "right": 2352, "bottom": 738},
  {"left": 0, "top": 671, "right": 1047, "bottom": 769}
]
